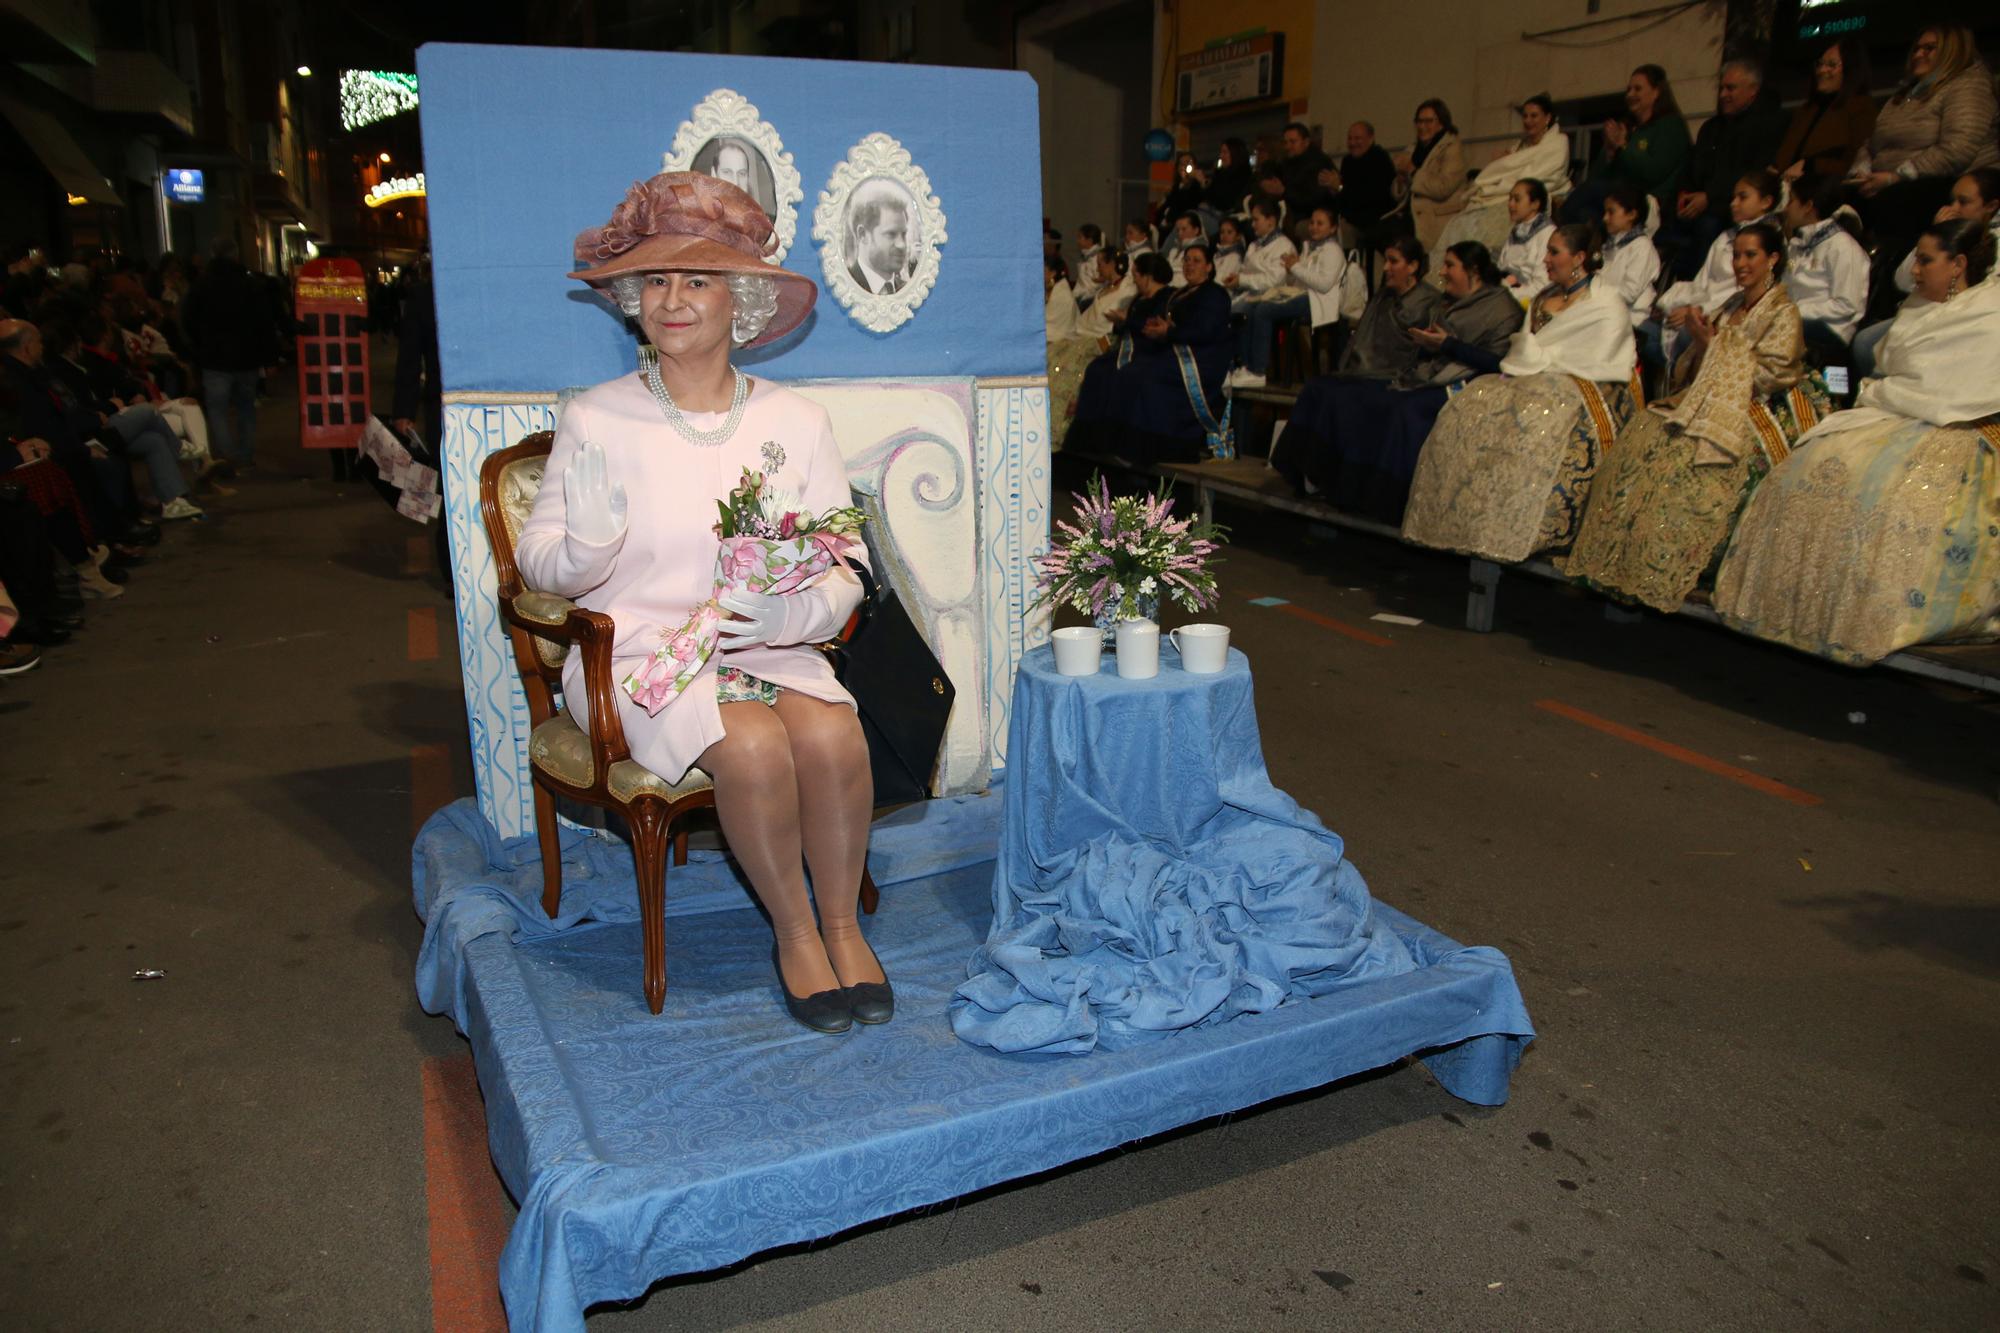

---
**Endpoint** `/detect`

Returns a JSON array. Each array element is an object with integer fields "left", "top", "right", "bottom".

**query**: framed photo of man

[
  {"left": 813, "top": 133, "right": 948, "bottom": 333},
  {"left": 662, "top": 89, "right": 804, "bottom": 261}
]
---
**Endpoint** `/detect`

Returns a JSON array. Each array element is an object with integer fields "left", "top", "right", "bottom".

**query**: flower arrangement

[
  {"left": 621, "top": 467, "right": 865, "bottom": 714},
  {"left": 1032, "top": 474, "right": 1225, "bottom": 626}
]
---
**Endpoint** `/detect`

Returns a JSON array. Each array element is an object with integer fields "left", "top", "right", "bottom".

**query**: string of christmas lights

[{"left": 340, "top": 70, "right": 419, "bottom": 132}]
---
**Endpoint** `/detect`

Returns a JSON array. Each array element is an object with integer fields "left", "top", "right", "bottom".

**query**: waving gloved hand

[
  {"left": 562, "top": 440, "right": 628, "bottom": 545},
  {"left": 716, "top": 588, "right": 787, "bottom": 650}
]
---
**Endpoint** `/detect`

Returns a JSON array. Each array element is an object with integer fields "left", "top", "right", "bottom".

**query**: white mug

[
  {"left": 1169, "top": 623, "right": 1230, "bottom": 673},
  {"left": 1115, "top": 618, "right": 1160, "bottom": 679},
  {"left": 1051, "top": 625, "right": 1102, "bottom": 676}
]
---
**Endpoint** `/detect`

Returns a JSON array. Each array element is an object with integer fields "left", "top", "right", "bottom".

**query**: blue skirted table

[{"left": 953, "top": 643, "right": 1430, "bottom": 1054}]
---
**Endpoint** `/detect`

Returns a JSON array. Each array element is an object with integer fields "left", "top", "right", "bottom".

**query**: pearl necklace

[{"left": 642, "top": 356, "right": 749, "bottom": 447}]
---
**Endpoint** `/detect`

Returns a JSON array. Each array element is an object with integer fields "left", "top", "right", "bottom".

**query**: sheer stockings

[{"left": 698, "top": 693, "right": 879, "bottom": 999}]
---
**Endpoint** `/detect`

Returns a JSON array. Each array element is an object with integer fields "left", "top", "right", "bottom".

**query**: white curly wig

[{"left": 607, "top": 272, "right": 780, "bottom": 347}]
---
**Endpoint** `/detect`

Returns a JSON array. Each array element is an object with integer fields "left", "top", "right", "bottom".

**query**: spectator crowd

[
  {"left": 0, "top": 238, "right": 284, "bottom": 677},
  {"left": 1042, "top": 19, "right": 2000, "bottom": 671}
]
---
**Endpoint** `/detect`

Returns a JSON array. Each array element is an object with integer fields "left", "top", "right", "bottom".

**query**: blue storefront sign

[{"left": 165, "top": 169, "right": 204, "bottom": 204}]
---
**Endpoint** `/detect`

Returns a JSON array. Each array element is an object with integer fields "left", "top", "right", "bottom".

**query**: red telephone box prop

[{"left": 294, "top": 258, "right": 371, "bottom": 449}]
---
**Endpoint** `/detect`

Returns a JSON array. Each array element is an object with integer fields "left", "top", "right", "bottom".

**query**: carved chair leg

[
  {"left": 672, "top": 828, "right": 690, "bottom": 867},
  {"left": 533, "top": 782, "right": 563, "bottom": 919},
  {"left": 860, "top": 862, "right": 880, "bottom": 916},
  {"left": 627, "top": 799, "right": 673, "bottom": 1015}
]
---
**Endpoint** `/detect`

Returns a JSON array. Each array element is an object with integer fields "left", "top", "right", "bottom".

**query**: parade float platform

[{"left": 412, "top": 792, "right": 1533, "bottom": 1332}]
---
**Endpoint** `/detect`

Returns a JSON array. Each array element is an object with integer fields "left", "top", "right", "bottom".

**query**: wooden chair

[{"left": 479, "top": 432, "right": 878, "bottom": 1014}]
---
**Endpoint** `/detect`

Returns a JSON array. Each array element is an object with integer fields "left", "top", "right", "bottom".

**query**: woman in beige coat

[{"left": 1397, "top": 99, "right": 1469, "bottom": 251}]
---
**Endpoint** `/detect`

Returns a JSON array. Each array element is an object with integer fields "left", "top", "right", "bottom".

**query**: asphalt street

[{"left": 3, "top": 363, "right": 1996, "bottom": 1330}]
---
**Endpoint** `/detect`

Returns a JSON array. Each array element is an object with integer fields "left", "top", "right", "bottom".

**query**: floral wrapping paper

[{"left": 618, "top": 534, "right": 850, "bottom": 715}]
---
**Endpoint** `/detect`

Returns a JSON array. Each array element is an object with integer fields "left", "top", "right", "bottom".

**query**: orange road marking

[
  {"left": 405, "top": 534, "right": 432, "bottom": 576},
  {"left": 1536, "top": 699, "right": 1823, "bottom": 807},
  {"left": 423, "top": 1053, "right": 512, "bottom": 1333},
  {"left": 411, "top": 743, "right": 454, "bottom": 839},
  {"left": 1275, "top": 602, "right": 1394, "bottom": 647},
  {"left": 408, "top": 606, "right": 440, "bottom": 661}
]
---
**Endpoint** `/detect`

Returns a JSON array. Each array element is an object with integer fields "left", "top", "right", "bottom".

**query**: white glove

[
  {"left": 716, "top": 589, "right": 786, "bottom": 650},
  {"left": 562, "top": 440, "right": 627, "bottom": 545}
]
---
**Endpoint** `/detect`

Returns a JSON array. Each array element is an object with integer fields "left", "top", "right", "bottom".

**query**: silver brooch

[{"left": 760, "top": 440, "right": 786, "bottom": 472}]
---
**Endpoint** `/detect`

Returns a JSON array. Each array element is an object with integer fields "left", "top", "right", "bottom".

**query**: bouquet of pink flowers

[{"left": 621, "top": 467, "right": 866, "bottom": 714}]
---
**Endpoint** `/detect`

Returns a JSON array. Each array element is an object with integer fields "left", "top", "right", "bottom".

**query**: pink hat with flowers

[{"left": 568, "top": 171, "right": 815, "bottom": 347}]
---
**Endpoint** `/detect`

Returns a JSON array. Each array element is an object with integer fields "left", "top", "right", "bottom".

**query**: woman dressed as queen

[{"left": 516, "top": 172, "right": 887, "bottom": 1034}]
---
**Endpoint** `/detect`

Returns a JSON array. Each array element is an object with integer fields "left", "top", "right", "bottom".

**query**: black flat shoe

[
  {"left": 838, "top": 937, "right": 894, "bottom": 1024},
  {"left": 843, "top": 979, "right": 894, "bottom": 1025},
  {"left": 773, "top": 947, "right": 851, "bottom": 1034}
]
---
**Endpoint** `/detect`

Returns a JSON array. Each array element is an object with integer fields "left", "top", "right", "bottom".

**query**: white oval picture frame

[
  {"left": 813, "top": 133, "right": 948, "bottom": 333},
  {"left": 662, "top": 89, "right": 804, "bottom": 262}
]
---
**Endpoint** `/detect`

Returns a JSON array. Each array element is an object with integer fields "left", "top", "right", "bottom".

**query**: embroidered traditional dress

[
  {"left": 516, "top": 374, "right": 868, "bottom": 783},
  {"left": 1560, "top": 284, "right": 1821, "bottom": 611},
  {"left": 1713, "top": 278, "right": 2000, "bottom": 663},
  {"left": 1401, "top": 280, "right": 1638, "bottom": 561}
]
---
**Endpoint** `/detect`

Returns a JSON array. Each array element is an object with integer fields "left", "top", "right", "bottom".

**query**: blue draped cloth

[{"left": 953, "top": 644, "right": 1423, "bottom": 1054}]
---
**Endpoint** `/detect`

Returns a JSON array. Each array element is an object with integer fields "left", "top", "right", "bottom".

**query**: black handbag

[{"left": 824, "top": 563, "right": 956, "bottom": 808}]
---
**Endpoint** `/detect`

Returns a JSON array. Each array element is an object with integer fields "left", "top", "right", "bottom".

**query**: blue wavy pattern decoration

[
  {"left": 445, "top": 401, "right": 557, "bottom": 838},
  {"left": 977, "top": 384, "right": 1051, "bottom": 767}
]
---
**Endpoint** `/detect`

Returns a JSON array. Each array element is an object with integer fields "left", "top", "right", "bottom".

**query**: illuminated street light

[{"left": 297, "top": 65, "right": 313, "bottom": 77}]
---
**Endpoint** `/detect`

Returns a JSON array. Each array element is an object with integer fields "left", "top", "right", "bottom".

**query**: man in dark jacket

[
  {"left": 1276, "top": 122, "right": 1335, "bottom": 225},
  {"left": 1331, "top": 120, "right": 1401, "bottom": 257},
  {"left": 1660, "top": 58, "right": 1789, "bottom": 277},
  {"left": 181, "top": 239, "right": 273, "bottom": 469}
]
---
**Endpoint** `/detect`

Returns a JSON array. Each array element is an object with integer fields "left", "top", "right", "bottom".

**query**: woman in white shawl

[
  {"left": 1714, "top": 220, "right": 2000, "bottom": 663},
  {"left": 1430, "top": 94, "right": 1572, "bottom": 277},
  {"left": 1402, "top": 224, "right": 1638, "bottom": 560}
]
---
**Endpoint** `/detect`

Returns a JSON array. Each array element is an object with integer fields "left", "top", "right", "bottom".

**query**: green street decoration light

[{"left": 340, "top": 70, "right": 419, "bottom": 132}]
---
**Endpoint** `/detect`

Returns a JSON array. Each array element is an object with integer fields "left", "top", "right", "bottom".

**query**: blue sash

[{"left": 1174, "top": 344, "right": 1234, "bottom": 459}]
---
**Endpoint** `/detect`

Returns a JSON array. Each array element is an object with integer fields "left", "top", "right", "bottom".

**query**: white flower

[
  {"left": 1138, "top": 576, "right": 1157, "bottom": 595},
  {"left": 760, "top": 485, "right": 803, "bottom": 519}
]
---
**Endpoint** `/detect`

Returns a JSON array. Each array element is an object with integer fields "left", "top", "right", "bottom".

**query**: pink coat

[{"left": 517, "top": 372, "right": 868, "bottom": 782}]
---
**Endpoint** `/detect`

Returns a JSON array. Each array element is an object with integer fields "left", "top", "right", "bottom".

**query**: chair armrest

[
  {"left": 513, "top": 589, "right": 577, "bottom": 628},
  {"left": 503, "top": 589, "right": 580, "bottom": 644},
  {"left": 563, "top": 606, "right": 640, "bottom": 778}
]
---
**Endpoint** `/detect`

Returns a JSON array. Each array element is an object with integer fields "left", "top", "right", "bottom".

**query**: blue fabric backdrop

[{"left": 414, "top": 43, "right": 1044, "bottom": 390}]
